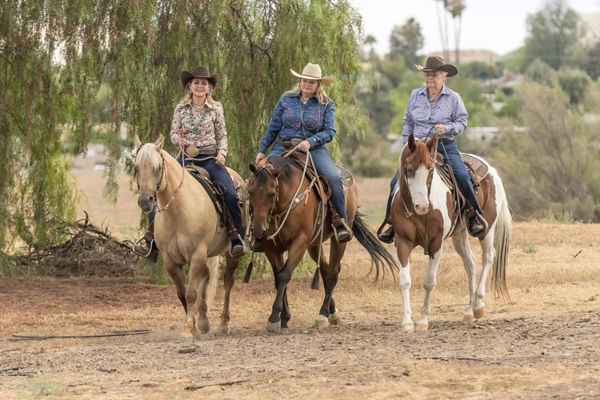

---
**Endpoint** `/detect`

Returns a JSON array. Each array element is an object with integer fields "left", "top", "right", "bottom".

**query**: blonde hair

[
  {"left": 180, "top": 80, "right": 222, "bottom": 107},
  {"left": 286, "top": 80, "right": 330, "bottom": 105}
]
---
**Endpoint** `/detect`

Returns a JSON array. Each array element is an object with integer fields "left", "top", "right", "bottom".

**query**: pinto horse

[
  {"left": 133, "top": 135, "right": 245, "bottom": 339},
  {"left": 248, "top": 155, "right": 397, "bottom": 333},
  {"left": 392, "top": 134, "right": 511, "bottom": 331}
]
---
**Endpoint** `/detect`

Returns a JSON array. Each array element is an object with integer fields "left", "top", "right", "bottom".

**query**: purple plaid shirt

[{"left": 402, "top": 85, "right": 468, "bottom": 144}]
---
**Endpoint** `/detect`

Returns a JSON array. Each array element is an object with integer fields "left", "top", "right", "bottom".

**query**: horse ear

[
  {"left": 249, "top": 163, "right": 257, "bottom": 173},
  {"left": 427, "top": 135, "right": 438, "bottom": 153},
  {"left": 155, "top": 134, "right": 164, "bottom": 150},
  {"left": 134, "top": 135, "right": 142, "bottom": 150},
  {"left": 408, "top": 134, "right": 416, "bottom": 152}
]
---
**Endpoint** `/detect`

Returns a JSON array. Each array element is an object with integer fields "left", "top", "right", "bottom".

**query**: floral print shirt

[{"left": 169, "top": 99, "right": 228, "bottom": 157}]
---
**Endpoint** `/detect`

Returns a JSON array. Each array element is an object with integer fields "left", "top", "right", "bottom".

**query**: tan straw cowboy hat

[
  {"left": 415, "top": 56, "right": 458, "bottom": 77},
  {"left": 290, "top": 63, "right": 334, "bottom": 85},
  {"left": 181, "top": 66, "right": 220, "bottom": 89}
]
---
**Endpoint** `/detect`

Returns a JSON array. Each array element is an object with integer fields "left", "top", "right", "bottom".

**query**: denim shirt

[
  {"left": 258, "top": 92, "right": 336, "bottom": 154},
  {"left": 402, "top": 85, "right": 468, "bottom": 144}
]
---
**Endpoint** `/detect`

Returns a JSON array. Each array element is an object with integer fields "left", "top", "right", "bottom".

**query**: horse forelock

[
  {"left": 401, "top": 139, "right": 432, "bottom": 171},
  {"left": 136, "top": 144, "right": 162, "bottom": 170},
  {"left": 253, "top": 157, "right": 302, "bottom": 183}
]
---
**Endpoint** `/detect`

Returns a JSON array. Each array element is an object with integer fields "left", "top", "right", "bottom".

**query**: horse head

[
  {"left": 402, "top": 134, "right": 438, "bottom": 215},
  {"left": 133, "top": 134, "right": 165, "bottom": 213},
  {"left": 247, "top": 159, "right": 286, "bottom": 240}
]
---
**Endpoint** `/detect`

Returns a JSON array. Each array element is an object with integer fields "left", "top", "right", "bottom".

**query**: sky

[{"left": 349, "top": 0, "right": 600, "bottom": 57}]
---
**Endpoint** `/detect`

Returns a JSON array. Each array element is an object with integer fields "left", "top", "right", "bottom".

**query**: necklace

[{"left": 190, "top": 104, "right": 206, "bottom": 136}]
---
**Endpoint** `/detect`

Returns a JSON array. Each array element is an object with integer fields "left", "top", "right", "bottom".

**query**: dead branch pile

[{"left": 16, "top": 212, "right": 139, "bottom": 277}]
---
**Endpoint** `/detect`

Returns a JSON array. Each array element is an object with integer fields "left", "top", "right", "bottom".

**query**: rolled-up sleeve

[
  {"left": 214, "top": 106, "right": 228, "bottom": 157},
  {"left": 445, "top": 94, "right": 468, "bottom": 138},
  {"left": 170, "top": 105, "right": 183, "bottom": 146},
  {"left": 309, "top": 100, "right": 335, "bottom": 148},
  {"left": 259, "top": 98, "right": 284, "bottom": 154}
]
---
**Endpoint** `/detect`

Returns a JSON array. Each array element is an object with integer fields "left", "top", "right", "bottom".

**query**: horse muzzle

[
  {"left": 251, "top": 223, "right": 267, "bottom": 241},
  {"left": 414, "top": 202, "right": 430, "bottom": 215},
  {"left": 137, "top": 195, "right": 156, "bottom": 213}
]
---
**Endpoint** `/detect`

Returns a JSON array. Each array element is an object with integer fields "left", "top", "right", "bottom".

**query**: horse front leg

[
  {"left": 452, "top": 231, "right": 478, "bottom": 323},
  {"left": 396, "top": 239, "right": 414, "bottom": 331},
  {"left": 163, "top": 256, "right": 187, "bottom": 314},
  {"left": 219, "top": 253, "right": 240, "bottom": 335},
  {"left": 415, "top": 248, "right": 442, "bottom": 331},
  {"left": 266, "top": 236, "right": 307, "bottom": 333},
  {"left": 181, "top": 249, "right": 208, "bottom": 340}
]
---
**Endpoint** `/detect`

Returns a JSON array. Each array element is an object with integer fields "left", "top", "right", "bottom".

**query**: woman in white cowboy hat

[
  {"left": 254, "top": 63, "right": 352, "bottom": 242},
  {"left": 135, "top": 65, "right": 246, "bottom": 260}
]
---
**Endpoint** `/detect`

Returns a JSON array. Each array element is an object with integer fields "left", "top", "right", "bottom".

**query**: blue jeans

[
  {"left": 269, "top": 142, "right": 348, "bottom": 221},
  {"left": 385, "top": 139, "right": 483, "bottom": 219},
  {"left": 149, "top": 153, "right": 244, "bottom": 239}
]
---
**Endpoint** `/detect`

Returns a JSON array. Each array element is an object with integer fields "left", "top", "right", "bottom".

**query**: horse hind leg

[
  {"left": 415, "top": 249, "right": 442, "bottom": 331},
  {"left": 218, "top": 254, "right": 239, "bottom": 336},
  {"left": 195, "top": 256, "right": 218, "bottom": 335},
  {"left": 474, "top": 231, "right": 495, "bottom": 320},
  {"left": 452, "top": 231, "right": 478, "bottom": 323},
  {"left": 314, "top": 242, "right": 344, "bottom": 330}
]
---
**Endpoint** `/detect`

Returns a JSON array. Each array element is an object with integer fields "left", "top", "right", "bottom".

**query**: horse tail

[
  {"left": 491, "top": 189, "right": 511, "bottom": 302},
  {"left": 206, "top": 256, "right": 220, "bottom": 311},
  {"left": 352, "top": 211, "right": 398, "bottom": 280}
]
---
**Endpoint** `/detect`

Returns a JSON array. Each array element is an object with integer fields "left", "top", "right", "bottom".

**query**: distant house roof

[{"left": 427, "top": 49, "right": 500, "bottom": 65}]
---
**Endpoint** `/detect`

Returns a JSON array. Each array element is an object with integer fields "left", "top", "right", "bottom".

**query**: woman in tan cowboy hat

[
  {"left": 135, "top": 65, "right": 246, "bottom": 260},
  {"left": 377, "top": 56, "right": 487, "bottom": 243},
  {"left": 254, "top": 63, "right": 352, "bottom": 242}
]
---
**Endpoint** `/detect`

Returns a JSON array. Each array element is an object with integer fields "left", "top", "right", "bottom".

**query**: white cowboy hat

[{"left": 290, "top": 63, "right": 334, "bottom": 85}]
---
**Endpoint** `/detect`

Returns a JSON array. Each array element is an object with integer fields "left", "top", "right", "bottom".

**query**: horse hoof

[
  {"left": 217, "top": 325, "right": 230, "bottom": 336},
  {"left": 266, "top": 321, "right": 280, "bottom": 334},
  {"left": 402, "top": 323, "right": 414, "bottom": 332},
  {"left": 197, "top": 321, "right": 211, "bottom": 335},
  {"left": 315, "top": 315, "right": 329, "bottom": 330},
  {"left": 180, "top": 330, "right": 194, "bottom": 343},
  {"left": 415, "top": 323, "right": 428, "bottom": 331},
  {"left": 328, "top": 311, "right": 341, "bottom": 325},
  {"left": 474, "top": 306, "right": 486, "bottom": 320},
  {"left": 280, "top": 327, "right": 290, "bottom": 335},
  {"left": 463, "top": 314, "right": 476, "bottom": 324}
]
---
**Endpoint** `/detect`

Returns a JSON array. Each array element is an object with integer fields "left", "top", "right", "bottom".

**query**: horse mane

[
  {"left": 255, "top": 156, "right": 304, "bottom": 182},
  {"left": 136, "top": 143, "right": 162, "bottom": 169}
]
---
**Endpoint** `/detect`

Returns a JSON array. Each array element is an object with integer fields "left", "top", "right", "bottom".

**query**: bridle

[{"left": 134, "top": 143, "right": 185, "bottom": 213}]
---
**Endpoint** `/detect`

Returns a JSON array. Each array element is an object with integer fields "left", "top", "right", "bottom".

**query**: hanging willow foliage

[{"left": 0, "top": 0, "right": 363, "bottom": 252}]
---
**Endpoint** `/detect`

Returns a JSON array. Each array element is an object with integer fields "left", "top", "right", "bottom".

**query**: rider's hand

[
  {"left": 216, "top": 154, "right": 226, "bottom": 166},
  {"left": 255, "top": 153, "right": 266, "bottom": 165},
  {"left": 296, "top": 140, "right": 311, "bottom": 152},
  {"left": 434, "top": 124, "right": 446, "bottom": 135}
]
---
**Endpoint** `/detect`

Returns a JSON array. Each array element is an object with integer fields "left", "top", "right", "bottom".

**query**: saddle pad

[{"left": 186, "top": 165, "right": 246, "bottom": 202}]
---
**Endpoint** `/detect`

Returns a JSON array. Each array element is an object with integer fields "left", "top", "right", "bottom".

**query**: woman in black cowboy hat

[
  {"left": 135, "top": 66, "right": 246, "bottom": 260},
  {"left": 377, "top": 56, "right": 487, "bottom": 243}
]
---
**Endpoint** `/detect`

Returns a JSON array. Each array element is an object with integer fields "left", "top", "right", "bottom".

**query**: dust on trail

[{"left": 1, "top": 272, "right": 599, "bottom": 400}]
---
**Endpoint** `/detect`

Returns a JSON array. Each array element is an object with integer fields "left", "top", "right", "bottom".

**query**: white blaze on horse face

[{"left": 408, "top": 165, "right": 430, "bottom": 215}]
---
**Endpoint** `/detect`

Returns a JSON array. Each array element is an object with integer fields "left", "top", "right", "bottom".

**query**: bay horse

[
  {"left": 248, "top": 155, "right": 397, "bottom": 333},
  {"left": 133, "top": 134, "right": 245, "bottom": 339},
  {"left": 392, "top": 134, "right": 511, "bottom": 331}
]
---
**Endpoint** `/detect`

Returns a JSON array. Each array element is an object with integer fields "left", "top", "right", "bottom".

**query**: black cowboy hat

[
  {"left": 415, "top": 56, "right": 458, "bottom": 77},
  {"left": 181, "top": 66, "right": 220, "bottom": 89}
]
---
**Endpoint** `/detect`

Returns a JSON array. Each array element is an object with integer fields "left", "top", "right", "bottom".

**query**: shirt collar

[
  {"left": 289, "top": 91, "right": 318, "bottom": 101},
  {"left": 182, "top": 98, "right": 215, "bottom": 110},
  {"left": 418, "top": 85, "right": 449, "bottom": 96}
]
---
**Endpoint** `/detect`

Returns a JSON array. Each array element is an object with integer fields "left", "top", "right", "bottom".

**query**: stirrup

[
  {"left": 466, "top": 210, "right": 488, "bottom": 238},
  {"left": 333, "top": 218, "right": 353, "bottom": 243},
  {"left": 228, "top": 234, "right": 248, "bottom": 257},
  {"left": 132, "top": 236, "right": 158, "bottom": 263}
]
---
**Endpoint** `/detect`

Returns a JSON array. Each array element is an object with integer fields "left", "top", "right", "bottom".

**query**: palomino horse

[
  {"left": 248, "top": 155, "right": 397, "bottom": 333},
  {"left": 133, "top": 134, "right": 245, "bottom": 338},
  {"left": 392, "top": 134, "right": 511, "bottom": 331}
]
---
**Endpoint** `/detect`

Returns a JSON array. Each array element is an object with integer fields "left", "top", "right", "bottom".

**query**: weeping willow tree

[{"left": 0, "top": 0, "right": 364, "bottom": 253}]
